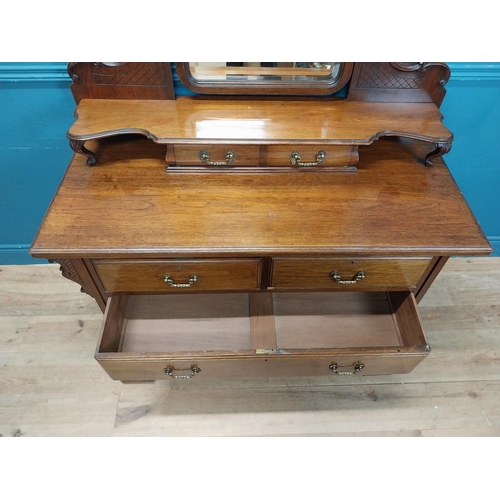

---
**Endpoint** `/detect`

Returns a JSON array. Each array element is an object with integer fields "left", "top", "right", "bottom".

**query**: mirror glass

[{"left": 188, "top": 62, "right": 341, "bottom": 83}]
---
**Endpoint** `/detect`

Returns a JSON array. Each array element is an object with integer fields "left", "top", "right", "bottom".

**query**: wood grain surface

[
  {"left": 30, "top": 136, "right": 491, "bottom": 259},
  {"left": 271, "top": 257, "right": 432, "bottom": 289},
  {"left": 93, "top": 259, "right": 262, "bottom": 292}
]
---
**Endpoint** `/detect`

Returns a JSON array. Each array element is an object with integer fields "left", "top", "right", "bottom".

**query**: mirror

[
  {"left": 189, "top": 62, "right": 340, "bottom": 82},
  {"left": 177, "top": 62, "right": 354, "bottom": 95}
]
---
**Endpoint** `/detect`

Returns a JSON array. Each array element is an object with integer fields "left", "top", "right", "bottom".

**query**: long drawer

[
  {"left": 271, "top": 257, "right": 432, "bottom": 290},
  {"left": 95, "top": 291, "right": 430, "bottom": 382},
  {"left": 93, "top": 259, "right": 262, "bottom": 293}
]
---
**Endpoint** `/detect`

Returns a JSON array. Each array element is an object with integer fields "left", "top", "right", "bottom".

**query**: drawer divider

[
  {"left": 97, "top": 295, "right": 129, "bottom": 353},
  {"left": 249, "top": 293, "right": 277, "bottom": 350},
  {"left": 388, "top": 292, "right": 429, "bottom": 349}
]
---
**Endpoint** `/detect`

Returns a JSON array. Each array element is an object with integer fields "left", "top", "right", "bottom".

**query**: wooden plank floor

[{"left": 1, "top": 258, "right": 499, "bottom": 437}]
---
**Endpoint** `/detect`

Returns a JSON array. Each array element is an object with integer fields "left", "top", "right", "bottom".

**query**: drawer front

[
  {"left": 95, "top": 291, "right": 429, "bottom": 382},
  {"left": 167, "top": 144, "right": 260, "bottom": 167},
  {"left": 271, "top": 257, "right": 432, "bottom": 290},
  {"left": 93, "top": 259, "right": 262, "bottom": 293},
  {"left": 166, "top": 144, "right": 358, "bottom": 171},
  {"left": 97, "top": 353, "right": 428, "bottom": 382},
  {"left": 267, "top": 145, "right": 358, "bottom": 168}
]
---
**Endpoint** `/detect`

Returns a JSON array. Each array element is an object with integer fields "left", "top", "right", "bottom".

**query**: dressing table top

[{"left": 30, "top": 135, "right": 491, "bottom": 260}]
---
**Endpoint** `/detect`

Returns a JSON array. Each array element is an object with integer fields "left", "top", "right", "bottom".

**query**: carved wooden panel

[
  {"left": 49, "top": 258, "right": 107, "bottom": 312},
  {"left": 51, "top": 258, "right": 85, "bottom": 289},
  {"left": 347, "top": 63, "right": 450, "bottom": 107},
  {"left": 67, "top": 63, "right": 175, "bottom": 103}
]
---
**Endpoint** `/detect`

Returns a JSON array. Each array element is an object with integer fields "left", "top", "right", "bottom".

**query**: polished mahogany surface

[
  {"left": 30, "top": 136, "right": 491, "bottom": 260},
  {"left": 67, "top": 98, "right": 452, "bottom": 145}
]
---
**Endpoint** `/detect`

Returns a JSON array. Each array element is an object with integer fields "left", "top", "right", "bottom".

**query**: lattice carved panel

[
  {"left": 347, "top": 62, "right": 449, "bottom": 106},
  {"left": 68, "top": 62, "right": 175, "bottom": 102},
  {"left": 92, "top": 63, "right": 169, "bottom": 87},
  {"left": 356, "top": 63, "right": 424, "bottom": 90}
]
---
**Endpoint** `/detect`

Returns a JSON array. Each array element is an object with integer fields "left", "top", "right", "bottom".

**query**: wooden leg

[
  {"left": 425, "top": 142, "right": 452, "bottom": 166},
  {"left": 69, "top": 139, "right": 97, "bottom": 165}
]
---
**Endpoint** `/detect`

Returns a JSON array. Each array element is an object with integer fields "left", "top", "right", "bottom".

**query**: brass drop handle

[
  {"left": 162, "top": 274, "right": 200, "bottom": 288},
  {"left": 330, "top": 270, "right": 366, "bottom": 284},
  {"left": 164, "top": 365, "right": 201, "bottom": 379},
  {"left": 290, "top": 150, "right": 327, "bottom": 166},
  {"left": 329, "top": 363, "right": 365, "bottom": 375},
  {"left": 199, "top": 149, "right": 236, "bottom": 166}
]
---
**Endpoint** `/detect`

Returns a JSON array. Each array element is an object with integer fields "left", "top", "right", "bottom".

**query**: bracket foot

[
  {"left": 69, "top": 140, "right": 97, "bottom": 165},
  {"left": 425, "top": 142, "right": 452, "bottom": 167}
]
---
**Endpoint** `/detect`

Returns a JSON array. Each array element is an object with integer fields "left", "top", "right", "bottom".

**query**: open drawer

[{"left": 96, "top": 291, "right": 430, "bottom": 382}]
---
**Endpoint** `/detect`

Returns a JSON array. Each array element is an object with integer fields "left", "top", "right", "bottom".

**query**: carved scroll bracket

[
  {"left": 48, "top": 259, "right": 107, "bottom": 313},
  {"left": 425, "top": 142, "right": 452, "bottom": 167},
  {"left": 49, "top": 259, "right": 86, "bottom": 294},
  {"left": 69, "top": 140, "right": 97, "bottom": 165}
]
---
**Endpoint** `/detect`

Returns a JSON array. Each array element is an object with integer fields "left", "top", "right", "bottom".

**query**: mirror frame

[{"left": 176, "top": 62, "right": 354, "bottom": 95}]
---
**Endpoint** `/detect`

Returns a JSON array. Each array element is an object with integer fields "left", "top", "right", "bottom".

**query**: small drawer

[
  {"left": 271, "top": 257, "right": 432, "bottom": 290},
  {"left": 95, "top": 291, "right": 430, "bottom": 382},
  {"left": 267, "top": 145, "right": 358, "bottom": 169},
  {"left": 166, "top": 144, "right": 260, "bottom": 168},
  {"left": 93, "top": 259, "right": 262, "bottom": 293}
]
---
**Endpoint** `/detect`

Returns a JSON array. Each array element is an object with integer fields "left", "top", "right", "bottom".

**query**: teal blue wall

[
  {"left": 0, "top": 62, "right": 498, "bottom": 265},
  {"left": 0, "top": 63, "right": 75, "bottom": 264},
  {"left": 441, "top": 63, "right": 500, "bottom": 255}
]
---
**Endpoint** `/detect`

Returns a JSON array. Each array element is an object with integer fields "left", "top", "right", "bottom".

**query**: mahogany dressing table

[{"left": 30, "top": 62, "right": 491, "bottom": 382}]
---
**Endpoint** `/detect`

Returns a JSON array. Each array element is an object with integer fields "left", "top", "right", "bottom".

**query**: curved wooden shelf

[{"left": 67, "top": 97, "right": 453, "bottom": 168}]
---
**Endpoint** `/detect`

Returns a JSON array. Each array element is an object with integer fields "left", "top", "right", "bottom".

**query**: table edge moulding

[{"left": 30, "top": 62, "right": 492, "bottom": 384}]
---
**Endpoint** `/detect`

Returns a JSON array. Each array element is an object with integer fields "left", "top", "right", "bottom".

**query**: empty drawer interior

[{"left": 97, "top": 291, "right": 427, "bottom": 355}]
